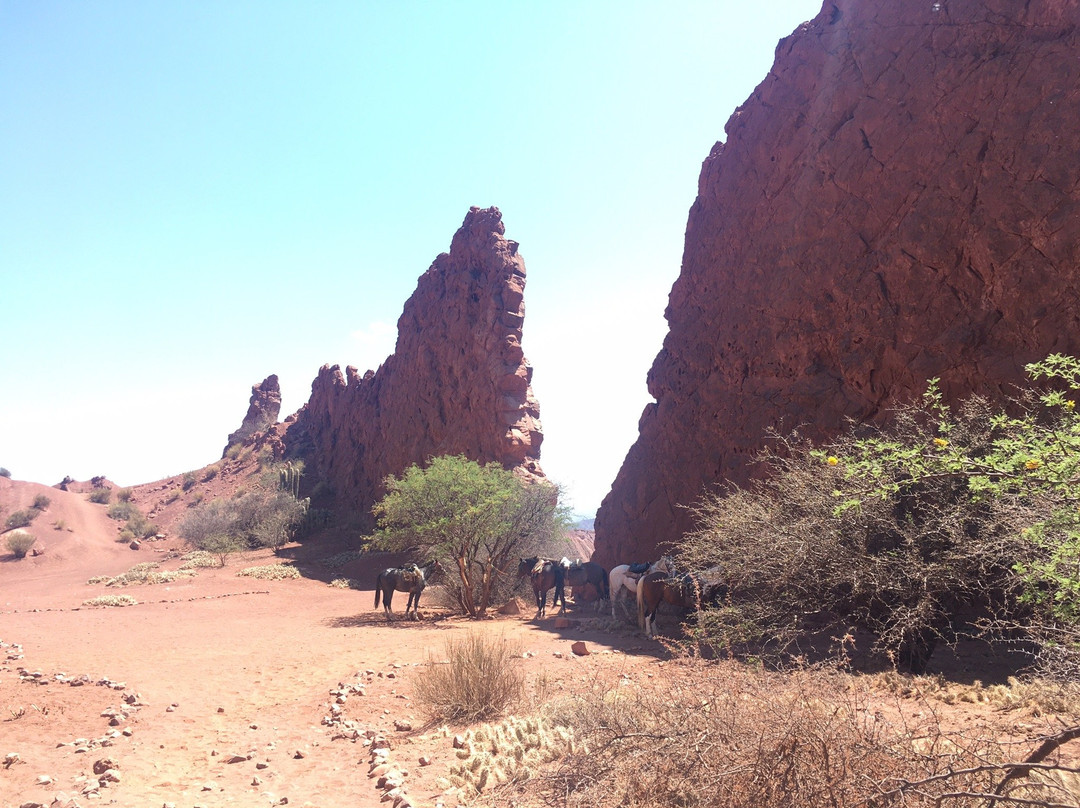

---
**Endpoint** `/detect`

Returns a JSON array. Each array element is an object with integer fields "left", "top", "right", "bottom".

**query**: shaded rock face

[
  {"left": 285, "top": 206, "right": 543, "bottom": 518},
  {"left": 595, "top": 0, "right": 1080, "bottom": 566},
  {"left": 223, "top": 375, "right": 282, "bottom": 456}
]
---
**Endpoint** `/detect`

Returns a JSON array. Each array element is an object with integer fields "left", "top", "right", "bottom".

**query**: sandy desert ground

[{"left": 2, "top": 475, "right": 1079, "bottom": 808}]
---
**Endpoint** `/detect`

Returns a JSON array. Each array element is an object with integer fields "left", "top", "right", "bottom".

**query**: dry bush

[
  {"left": 5, "top": 530, "right": 35, "bottom": 557},
  {"left": 236, "top": 563, "right": 300, "bottom": 580},
  {"left": 82, "top": 595, "right": 137, "bottom": 608},
  {"left": 488, "top": 660, "right": 1080, "bottom": 808},
  {"left": 414, "top": 632, "right": 525, "bottom": 723}
]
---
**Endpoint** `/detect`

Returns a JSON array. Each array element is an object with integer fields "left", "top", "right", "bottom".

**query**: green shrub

[
  {"left": 202, "top": 465, "right": 219, "bottom": 482},
  {"left": 4, "top": 509, "right": 40, "bottom": 530},
  {"left": 106, "top": 501, "right": 136, "bottom": 521},
  {"left": 181, "top": 471, "right": 198, "bottom": 491},
  {"left": 6, "top": 530, "right": 35, "bottom": 558},
  {"left": 413, "top": 632, "right": 524, "bottom": 722},
  {"left": 117, "top": 488, "right": 133, "bottom": 502},
  {"left": 0, "top": 467, "right": 10, "bottom": 478},
  {"left": 88, "top": 488, "right": 111, "bottom": 504},
  {"left": 31, "top": 494, "right": 50, "bottom": 511}
]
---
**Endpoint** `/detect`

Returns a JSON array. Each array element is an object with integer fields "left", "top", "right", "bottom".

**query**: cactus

[{"left": 278, "top": 462, "right": 302, "bottom": 499}]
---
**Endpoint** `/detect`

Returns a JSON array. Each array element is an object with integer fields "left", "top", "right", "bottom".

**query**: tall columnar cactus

[{"left": 279, "top": 463, "right": 302, "bottom": 500}]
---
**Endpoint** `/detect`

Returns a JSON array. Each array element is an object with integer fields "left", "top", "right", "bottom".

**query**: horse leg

[{"left": 383, "top": 588, "right": 394, "bottom": 620}]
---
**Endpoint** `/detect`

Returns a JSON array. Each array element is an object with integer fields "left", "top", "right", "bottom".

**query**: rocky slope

[
  {"left": 282, "top": 206, "right": 544, "bottom": 519},
  {"left": 595, "top": 0, "right": 1080, "bottom": 565}
]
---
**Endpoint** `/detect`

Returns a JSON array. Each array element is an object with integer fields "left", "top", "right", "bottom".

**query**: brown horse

[
  {"left": 374, "top": 560, "right": 440, "bottom": 620},
  {"left": 561, "top": 558, "right": 610, "bottom": 612},
  {"left": 517, "top": 557, "right": 565, "bottom": 617},
  {"left": 637, "top": 569, "right": 702, "bottom": 638}
]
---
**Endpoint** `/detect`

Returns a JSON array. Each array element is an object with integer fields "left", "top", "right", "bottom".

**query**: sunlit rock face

[
  {"left": 285, "top": 206, "right": 544, "bottom": 519},
  {"left": 594, "top": 0, "right": 1080, "bottom": 566}
]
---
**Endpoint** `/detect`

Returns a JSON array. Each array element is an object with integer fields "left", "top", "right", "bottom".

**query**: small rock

[
  {"left": 418, "top": 756, "right": 432, "bottom": 767},
  {"left": 498, "top": 598, "right": 521, "bottom": 615},
  {"left": 293, "top": 749, "right": 306, "bottom": 759},
  {"left": 92, "top": 758, "right": 118, "bottom": 775},
  {"left": 571, "top": 641, "right": 590, "bottom": 656},
  {"left": 393, "top": 720, "right": 412, "bottom": 732},
  {"left": 226, "top": 754, "right": 250, "bottom": 764},
  {"left": 554, "top": 617, "right": 572, "bottom": 629},
  {"left": 452, "top": 735, "right": 466, "bottom": 749}
]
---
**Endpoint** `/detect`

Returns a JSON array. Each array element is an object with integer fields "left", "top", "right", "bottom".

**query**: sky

[{"left": 1, "top": 0, "right": 824, "bottom": 518}]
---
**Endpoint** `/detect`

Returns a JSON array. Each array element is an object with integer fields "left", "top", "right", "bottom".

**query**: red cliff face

[
  {"left": 594, "top": 0, "right": 1080, "bottom": 565},
  {"left": 285, "top": 206, "right": 544, "bottom": 518}
]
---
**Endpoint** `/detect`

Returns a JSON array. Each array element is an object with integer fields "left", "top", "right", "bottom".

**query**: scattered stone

[
  {"left": 92, "top": 758, "right": 118, "bottom": 775},
  {"left": 3, "top": 752, "right": 20, "bottom": 768},
  {"left": 571, "top": 641, "right": 590, "bottom": 656},
  {"left": 498, "top": 598, "right": 521, "bottom": 615},
  {"left": 226, "top": 754, "right": 250, "bottom": 764},
  {"left": 418, "top": 756, "right": 432, "bottom": 766},
  {"left": 452, "top": 735, "right": 466, "bottom": 749},
  {"left": 393, "top": 720, "right": 412, "bottom": 732}
]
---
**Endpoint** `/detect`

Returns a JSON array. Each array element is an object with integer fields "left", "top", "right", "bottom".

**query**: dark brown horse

[
  {"left": 374, "top": 560, "right": 440, "bottom": 620},
  {"left": 517, "top": 557, "right": 565, "bottom": 617},
  {"left": 637, "top": 569, "right": 702, "bottom": 638},
  {"left": 561, "top": 558, "right": 610, "bottom": 612}
]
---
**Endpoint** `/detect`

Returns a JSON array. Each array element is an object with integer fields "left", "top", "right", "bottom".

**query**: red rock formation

[
  {"left": 284, "top": 206, "right": 544, "bottom": 517},
  {"left": 223, "top": 375, "right": 282, "bottom": 456},
  {"left": 594, "top": 0, "right": 1080, "bottom": 566}
]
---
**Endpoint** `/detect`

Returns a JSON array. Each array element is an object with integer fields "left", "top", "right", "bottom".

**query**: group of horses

[
  {"left": 373, "top": 554, "right": 720, "bottom": 638},
  {"left": 517, "top": 554, "right": 723, "bottom": 637}
]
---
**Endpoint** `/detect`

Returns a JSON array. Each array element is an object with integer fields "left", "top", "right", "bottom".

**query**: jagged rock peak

[
  {"left": 594, "top": 0, "right": 1080, "bottom": 566},
  {"left": 284, "top": 206, "right": 544, "bottom": 521},
  {"left": 222, "top": 374, "right": 282, "bottom": 456}
]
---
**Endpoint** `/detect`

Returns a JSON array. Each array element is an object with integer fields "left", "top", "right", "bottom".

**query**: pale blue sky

[{"left": 1, "top": 1, "right": 823, "bottom": 517}]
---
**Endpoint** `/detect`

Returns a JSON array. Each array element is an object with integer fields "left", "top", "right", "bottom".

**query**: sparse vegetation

[
  {"left": 503, "top": 660, "right": 1080, "bottom": 808},
  {"left": 0, "top": 467, "right": 10, "bottom": 478},
  {"left": 181, "top": 471, "right": 198, "bottom": 491},
  {"left": 413, "top": 632, "right": 525, "bottom": 722},
  {"left": 5, "top": 508, "right": 41, "bottom": 530},
  {"left": 82, "top": 595, "right": 137, "bottom": 608},
  {"left": 236, "top": 563, "right": 301, "bottom": 580},
  {"left": 178, "top": 550, "right": 218, "bottom": 570},
  {"left": 88, "top": 563, "right": 195, "bottom": 587},
  {"left": 88, "top": 488, "right": 111, "bottom": 504},
  {"left": 446, "top": 714, "right": 577, "bottom": 795},
  {"left": 117, "top": 488, "right": 133, "bottom": 502},
  {"left": 31, "top": 494, "right": 50, "bottom": 510},
  {"left": 374, "top": 455, "right": 569, "bottom": 617},
  {"left": 53, "top": 519, "right": 67, "bottom": 531},
  {"left": 5, "top": 530, "right": 35, "bottom": 558}
]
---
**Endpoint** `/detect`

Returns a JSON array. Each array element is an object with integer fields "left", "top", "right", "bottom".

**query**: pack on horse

[
  {"left": 637, "top": 563, "right": 727, "bottom": 638},
  {"left": 609, "top": 555, "right": 674, "bottom": 619},
  {"left": 517, "top": 556, "right": 565, "bottom": 618},
  {"left": 560, "top": 558, "right": 610, "bottom": 612},
  {"left": 374, "top": 560, "right": 440, "bottom": 620}
]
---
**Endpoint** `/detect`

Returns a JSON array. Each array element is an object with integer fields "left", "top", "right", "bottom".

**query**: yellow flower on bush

[
  {"left": 1024, "top": 459, "right": 1042, "bottom": 470},
  {"left": 1068, "top": 400, "right": 1076, "bottom": 410},
  {"left": 933, "top": 437, "right": 949, "bottom": 448},
  {"left": 826, "top": 456, "right": 839, "bottom": 466}
]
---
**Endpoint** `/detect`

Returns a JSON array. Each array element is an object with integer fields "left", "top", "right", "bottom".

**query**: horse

[
  {"left": 517, "top": 556, "right": 565, "bottom": 617},
  {"left": 374, "top": 560, "right": 440, "bottom": 620},
  {"left": 637, "top": 568, "right": 703, "bottom": 638},
  {"left": 560, "top": 558, "right": 610, "bottom": 612},
  {"left": 609, "top": 555, "right": 674, "bottom": 619}
]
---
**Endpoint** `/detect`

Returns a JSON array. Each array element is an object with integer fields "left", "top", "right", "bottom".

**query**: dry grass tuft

[
  {"left": 414, "top": 632, "right": 525, "bottom": 723},
  {"left": 236, "top": 564, "right": 301, "bottom": 580},
  {"left": 82, "top": 595, "right": 138, "bottom": 608}
]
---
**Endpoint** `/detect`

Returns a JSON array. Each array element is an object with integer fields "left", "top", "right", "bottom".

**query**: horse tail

[
  {"left": 636, "top": 575, "right": 646, "bottom": 630},
  {"left": 600, "top": 565, "right": 611, "bottom": 600},
  {"left": 374, "top": 573, "right": 383, "bottom": 608}
]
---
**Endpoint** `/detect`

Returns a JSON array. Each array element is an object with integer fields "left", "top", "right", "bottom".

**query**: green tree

[{"left": 372, "top": 455, "right": 567, "bottom": 618}]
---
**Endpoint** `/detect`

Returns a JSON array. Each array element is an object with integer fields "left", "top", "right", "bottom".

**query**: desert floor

[{"left": 2, "top": 477, "right": 1078, "bottom": 808}]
